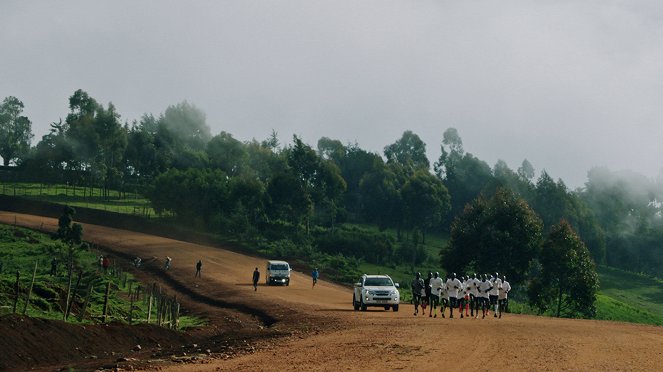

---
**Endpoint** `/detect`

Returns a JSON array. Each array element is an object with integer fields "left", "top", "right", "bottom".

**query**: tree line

[{"left": 2, "top": 91, "right": 663, "bottom": 313}]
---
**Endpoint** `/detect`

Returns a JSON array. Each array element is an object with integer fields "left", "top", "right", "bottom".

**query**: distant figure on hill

[
  {"left": 164, "top": 256, "right": 172, "bottom": 270},
  {"left": 133, "top": 257, "right": 142, "bottom": 268},
  {"left": 50, "top": 257, "right": 58, "bottom": 276},
  {"left": 252, "top": 267, "right": 260, "bottom": 291},
  {"left": 195, "top": 260, "right": 202, "bottom": 278},
  {"left": 312, "top": 268, "right": 319, "bottom": 288},
  {"left": 102, "top": 256, "right": 110, "bottom": 273}
]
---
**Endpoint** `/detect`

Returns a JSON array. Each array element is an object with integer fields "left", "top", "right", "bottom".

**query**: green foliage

[
  {"left": 528, "top": 220, "right": 599, "bottom": 318},
  {"left": 314, "top": 227, "right": 395, "bottom": 264},
  {"left": 443, "top": 188, "right": 543, "bottom": 283},
  {"left": 0, "top": 96, "right": 33, "bottom": 166},
  {"left": 383, "top": 130, "right": 430, "bottom": 172}
]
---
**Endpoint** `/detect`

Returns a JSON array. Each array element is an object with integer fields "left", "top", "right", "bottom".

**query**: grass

[
  {"left": 0, "top": 223, "right": 202, "bottom": 329},
  {"left": 0, "top": 182, "right": 164, "bottom": 217}
]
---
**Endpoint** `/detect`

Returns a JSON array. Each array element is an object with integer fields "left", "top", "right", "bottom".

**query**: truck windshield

[
  {"left": 270, "top": 264, "right": 289, "bottom": 270},
  {"left": 364, "top": 277, "right": 393, "bottom": 286}
]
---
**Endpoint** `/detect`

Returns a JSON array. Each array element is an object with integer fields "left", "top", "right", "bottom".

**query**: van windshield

[
  {"left": 270, "top": 264, "right": 289, "bottom": 270},
  {"left": 364, "top": 277, "right": 394, "bottom": 287}
]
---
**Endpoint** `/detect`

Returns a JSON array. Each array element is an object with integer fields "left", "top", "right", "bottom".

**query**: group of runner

[{"left": 411, "top": 272, "right": 511, "bottom": 319}]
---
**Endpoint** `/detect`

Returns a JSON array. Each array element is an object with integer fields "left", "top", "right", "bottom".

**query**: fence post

[
  {"left": 147, "top": 283, "right": 155, "bottom": 323},
  {"left": 78, "top": 281, "right": 93, "bottom": 322},
  {"left": 66, "top": 271, "right": 83, "bottom": 320},
  {"left": 12, "top": 270, "right": 20, "bottom": 313},
  {"left": 103, "top": 281, "right": 111, "bottom": 323},
  {"left": 23, "top": 262, "right": 38, "bottom": 315}
]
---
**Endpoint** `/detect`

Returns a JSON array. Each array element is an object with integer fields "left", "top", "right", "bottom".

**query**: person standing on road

[
  {"left": 429, "top": 272, "right": 444, "bottom": 318},
  {"left": 195, "top": 260, "right": 202, "bottom": 278},
  {"left": 446, "top": 273, "right": 462, "bottom": 319},
  {"left": 477, "top": 274, "right": 493, "bottom": 319},
  {"left": 411, "top": 272, "right": 424, "bottom": 316},
  {"left": 164, "top": 256, "right": 172, "bottom": 270},
  {"left": 252, "top": 267, "right": 260, "bottom": 291},
  {"left": 499, "top": 275, "right": 511, "bottom": 318},
  {"left": 312, "top": 268, "right": 319, "bottom": 288}
]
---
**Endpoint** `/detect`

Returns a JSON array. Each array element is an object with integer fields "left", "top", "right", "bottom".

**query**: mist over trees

[{"left": 3, "top": 91, "right": 663, "bottom": 295}]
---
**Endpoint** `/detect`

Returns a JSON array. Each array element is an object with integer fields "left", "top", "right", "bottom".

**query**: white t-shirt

[
  {"left": 477, "top": 280, "right": 492, "bottom": 298},
  {"left": 499, "top": 280, "right": 511, "bottom": 299},
  {"left": 446, "top": 278, "right": 462, "bottom": 298},
  {"left": 430, "top": 277, "right": 444, "bottom": 296},
  {"left": 489, "top": 277, "right": 501, "bottom": 296},
  {"left": 468, "top": 277, "right": 479, "bottom": 297}
]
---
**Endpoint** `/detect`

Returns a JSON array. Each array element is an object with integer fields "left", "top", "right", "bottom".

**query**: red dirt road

[{"left": 1, "top": 211, "right": 662, "bottom": 371}]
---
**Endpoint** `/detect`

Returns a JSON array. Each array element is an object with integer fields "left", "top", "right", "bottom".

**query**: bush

[{"left": 314, "top": 227, "right": 394, "bottom": 264}]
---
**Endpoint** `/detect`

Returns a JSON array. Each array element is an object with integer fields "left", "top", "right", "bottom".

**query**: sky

[{"left": 2, "top": 0, "right": 663, "bottom": 189}]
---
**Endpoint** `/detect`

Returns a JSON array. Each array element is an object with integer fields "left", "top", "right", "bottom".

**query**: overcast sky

[{"left": 2, "top": 1, "right": 663, "bottom": 188}]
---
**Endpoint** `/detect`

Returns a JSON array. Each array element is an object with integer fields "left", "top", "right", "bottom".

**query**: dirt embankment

[{"left": 1, "top": 211, "right": 663, "bottom": 371}]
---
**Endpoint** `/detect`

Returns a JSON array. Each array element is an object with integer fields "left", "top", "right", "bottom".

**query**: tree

[
  {"left": 161, "top": 101, "right": 211, "bottom": 151},
  {"left": 0, "top": 96, "right": 33, "bottom": 166},
  {"left": 384, "top": 130, "right": 429, "bottom": 173},
  {"left": 518, "top": 159, "right": 535, "bottom": 181},
  {"left": 400, "top": 170, "right": 450, "bottom": 242},
  {"left": 206, "top": 131, "right": 247, "bottom": 176},
  {"left": 442, "top": 188, "right": 543, "bottom": 283},
  {"left": 528, "top": 220, "right": 599, "bottom": 318},
  {"left": 359, "top": 163, "right": 403, "bottom": 232}
]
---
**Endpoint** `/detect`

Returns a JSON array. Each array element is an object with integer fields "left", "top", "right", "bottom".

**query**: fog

[{"left": 2, "top": 0, "right": 663, "bottom": 188}]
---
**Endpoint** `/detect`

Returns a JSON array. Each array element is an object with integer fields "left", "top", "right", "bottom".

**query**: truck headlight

[{"left": 367, "top": 290, "right": 375, "bottom": 296}]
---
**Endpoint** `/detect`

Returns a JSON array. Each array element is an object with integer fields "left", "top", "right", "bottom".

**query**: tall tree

[
  {"left": 384, "top": 130, "right": 429, "bottom": 173},
  {"left": 401, "top": 170, "right": 450, "bottom": 243},
  {"left": 442, "top": 188, "right": 543, "bottom": 283},
  {"left": 528, "top": 220, "right": 599, "bottom": 318},
  {"left": 206, "top": 131, "right": 247, "bottom": 176},
  {"left": 161, "top": 101, "right": 211, "bottom": 151},
  {"left": 0, "top": 96, "right": 33, "bottom": 166}
]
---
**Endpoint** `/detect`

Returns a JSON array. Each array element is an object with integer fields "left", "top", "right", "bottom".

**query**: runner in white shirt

[
  {"left": 439, "top": 275, "right": 449, "bottom": 318},
  {"left": 490, "top": 273, "right": 502, "bottom": 318},
  {"left": 468, "top": 273, "right": 479, "bottom": 318},
  {"left": 458, "top": 276, "right": 469, "bottom": 318},
  {"left": 477, "top": 274, "right": 493, "bottom": 319},
  {"left": 429, "top": 272, "right": 444, "bottom": 318},
  {"left": 446, "top": 273, "right": 463, "bottom": 319},
  {"left": 498, "top": 275, "right": 511, "bottom": 318}
]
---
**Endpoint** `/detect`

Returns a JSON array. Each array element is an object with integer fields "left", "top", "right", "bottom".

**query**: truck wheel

[
  {"left": 360, "top": 299, "right": 367, "bottom": 312},
  {"left": 353, "top": 295, "right": 359, "bottom": 311},
  {"left": 384, "top": 306, "right": 390, "bottom": 310},
  {"left": 392, "top": 304, "right": 399, "bottom": 312},
  {"left": 286, "top": 279, "right": 290, "bottom": 286}
]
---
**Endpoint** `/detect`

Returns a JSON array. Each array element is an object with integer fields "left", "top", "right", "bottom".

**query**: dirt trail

[{"left": 1, "top": 211, "right": 662, "bottom": 371}]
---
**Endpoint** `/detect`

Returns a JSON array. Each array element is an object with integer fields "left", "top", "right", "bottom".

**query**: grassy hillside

[
  {"left": 0, "top": 224, "right": 202, "bottom": 327},
  {"left": 595, "top": 265, "right": 663, "bottom": 325}
]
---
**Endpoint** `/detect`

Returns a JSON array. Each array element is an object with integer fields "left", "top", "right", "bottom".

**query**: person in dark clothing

[
  {"left": 252, "top": 267, "right": 260, "bottom": 291},
  {"left": 411, "top": 272, "right": 424, "bottom": 316},
  {"left": 424, "top": 272, "right": 433, "bottom": 312},
  {"left": 195, "top": 260, "right": 202, "bottom": 278},
  {"left": 50, "top": 257, "right": 58, "bottom": 276}
]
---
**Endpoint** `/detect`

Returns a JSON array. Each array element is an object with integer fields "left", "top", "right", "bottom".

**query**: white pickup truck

[{"left": 353, "top": 274, "right": 400, "bottom": 312}]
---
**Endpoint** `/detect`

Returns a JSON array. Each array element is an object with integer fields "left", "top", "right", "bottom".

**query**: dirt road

[{"left": 1, "top": 211, "right": 661, "bottom": 371}]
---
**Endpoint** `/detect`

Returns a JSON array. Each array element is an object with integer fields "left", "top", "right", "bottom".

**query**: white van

[{"left": 266, "top": 260, "right": 291, "bottom": 286}]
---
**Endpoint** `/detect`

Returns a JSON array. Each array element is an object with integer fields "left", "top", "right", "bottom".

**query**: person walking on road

[
  {"left": 423, "top": 272, "right": 433, "bottom": 314},
  {"left": 252, "top": 267, "right": 260, "bottom": 291},
  {"left": 195, "top": 260, "right": 202, "bottom": 278},
  {"left": 312, "top": 268, "right": 319, "bottom": 288},
  {"left": 469, "top": 273, "right": 479, "bottom": 318},
  {"left": 411, "top": 272, "right": 424, "bottom": 316}
]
